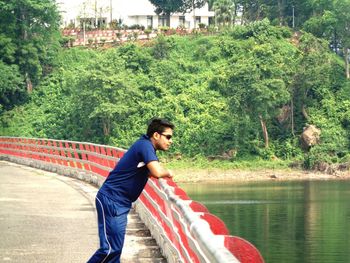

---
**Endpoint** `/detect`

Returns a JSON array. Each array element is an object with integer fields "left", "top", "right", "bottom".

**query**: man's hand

[{"left": 167, "top": 169, "right": 174, "bottom": 178}]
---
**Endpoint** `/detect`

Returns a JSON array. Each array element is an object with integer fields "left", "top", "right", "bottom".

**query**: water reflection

[{"left": 179, "top": 180, "right": 350, "bottom": 263}]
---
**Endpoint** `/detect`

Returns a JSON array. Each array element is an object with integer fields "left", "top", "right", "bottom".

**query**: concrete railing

[{"left": 0, "top": 136, "right": 264, "bottom": 263}]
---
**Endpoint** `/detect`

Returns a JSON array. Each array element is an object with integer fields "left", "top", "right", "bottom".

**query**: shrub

[{"left": 198, "top": 23, "right": 207, "bottom": 29}]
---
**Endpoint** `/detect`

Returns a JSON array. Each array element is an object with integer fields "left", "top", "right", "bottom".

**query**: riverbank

[{"left": 171, "top": 167, "right": 350, "bottom": 183}]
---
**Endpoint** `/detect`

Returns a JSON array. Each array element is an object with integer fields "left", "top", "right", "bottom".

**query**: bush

[
  {"left": 1, "top": 26, "right": 349, "bottom": 169},
  {"left": 152, "top": 35, "right": 172, "bottom": 59},
  {"left": 144, "top": 28, "right": 152, "bottom": 35},
  {"left": 60, "top": 36, "right": 70, "bottom": 47},
  {"left": 88, "top": 38, "right": 94, "bottom": 46},
  {"left": 274, "top": 138, "right": 303, "bottom": 160},
  {"left": 229, "top": 19, "right": 292, "bottom": 41},
  {"left": 129, "top": 24, "right": 145, "bottom": 30},
  {"left": 198, "top": 23, "right": 207, "bottom": 29},
  {"left": 303, "top": 145, "right": 333, "bottom": 169}
]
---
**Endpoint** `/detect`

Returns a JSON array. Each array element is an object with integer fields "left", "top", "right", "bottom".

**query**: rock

[
  {"left": 301, "top": 124, "right": 321, "bottom": 149},
  {"left": 315, "top": 162, "right": 328, "bottom": 172},
  {"left": 271, "top": 155, "right": 279, "bottom": 161},
  {"left": 337, "top": 162, "right": 350, "bottom": 171},
  {"left": 289, "top": 161, "right": 303, "bottom": 169},
  {"left": 207, "top": 149, "right": 237, "bottom": 161},
  {"left": 174, "top": 153, "right": 182, "bottom": 160},
  {"left": 223, "top": 149, "right": 237, "bottom": 159}
]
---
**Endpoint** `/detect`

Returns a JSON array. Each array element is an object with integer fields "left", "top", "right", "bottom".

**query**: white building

[{"left": 57, "top": 0, "right": 214, "bottom": 29}]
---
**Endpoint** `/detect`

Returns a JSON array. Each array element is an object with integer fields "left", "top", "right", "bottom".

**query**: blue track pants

[{"left": 87, "top": 192, "right": 129, "bottom": 263}]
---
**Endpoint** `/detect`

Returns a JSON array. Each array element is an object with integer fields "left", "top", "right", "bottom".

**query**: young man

[{"left": 87, "top": 118, "right": 174, "bottom": 263}]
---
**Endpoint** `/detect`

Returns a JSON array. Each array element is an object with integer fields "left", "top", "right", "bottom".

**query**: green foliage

[
  {"left": 0, "top": 61, "right": 25, "bottom": 110},
  {"left": 166, "top": 155, "right": 291, "bottom": 170},
  {"left": 274, "top": 138, "right": 304, "bottom": 160},
  {"left": 149, "top": 0, "right": 206, "bottom": 15},
  {"left": 213, "top": 0, "right": 235, "bottom": 27},
  {"left": 304, "top": 145, "right": 335, "bottom": 169},
  {"left": 118, "top": 43, "right": 153, "bottom": 72},
  {"left": 229, "top": 19, "right": 293, "bottom": 42},
  {"left": 152, "top": 34, "right": 174, "bottom": 59},
  {"left": 1, "top": 24, "right": 349, "bottom": 170},
  {"left": 210, "top": 20, "right": 298, "bottom": 150},
  {"left": 0, "top": 34, "right": 16, "bottom": 64},
  {"left": 0, "top": 0, "right": 61, "bottom": 105},
  {"left": 73, "top": 50, "right": 142, "bottom": 144},
  {"left": 302, "top": 0, "right": 350, "bottom": 78},
  {"left": 303, "top": 11, "right": 337, "bottom": 38}
]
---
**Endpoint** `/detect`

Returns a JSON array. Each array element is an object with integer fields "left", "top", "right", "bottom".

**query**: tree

[
  {"left": 303, "top": 0, "right": 350, "bottom": 78},
  {"left": 213, "top": 0, "right": 235, "bottom": 27},
  {"left": 291, "top": 33, "right": 336, "bottom": 130},
  {"left": 231, "top": 0, "right": 314, "bottom": 28},
  {"left": 333, "top": 0, "right": 350, "bottom": 79},
  {"left": 68, "top": 48, "right": 143, "bottom": 143},
  {"left": 211, "top": 21, "right": 297, "bottom": 150},
  {"left": 0, "top": 61, "right": 25, "bottom": 111},
  {"left": 0, "top": 19, "right": 26, "bottom": 109},
  {"left": 149, "top": 0, "right": 206, "bottom": 26},
  {"left": 239, "top": 0, "right": 269, "bottom": 23},
  {"left": 0, "top": 0, "right": 61, "bottom": 93}
]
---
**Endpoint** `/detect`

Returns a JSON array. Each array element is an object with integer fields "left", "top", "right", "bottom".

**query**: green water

[{"left": 178, "top": 180, "right": 350, "bottom": 263}]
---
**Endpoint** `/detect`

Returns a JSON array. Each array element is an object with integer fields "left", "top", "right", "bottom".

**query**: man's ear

[{"left": 153, "top": 132, "right": 161, "bottom": 140}]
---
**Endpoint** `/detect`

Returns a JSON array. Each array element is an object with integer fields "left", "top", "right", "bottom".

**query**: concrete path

[{"left": 0, "top": 161, "right": 166, "bottom": 263}]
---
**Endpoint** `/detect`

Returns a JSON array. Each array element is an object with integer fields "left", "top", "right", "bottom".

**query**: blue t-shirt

[{"left": 99, "top": 135, "right": 158, "bottom": 210}]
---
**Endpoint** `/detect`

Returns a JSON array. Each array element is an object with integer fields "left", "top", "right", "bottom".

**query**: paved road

[
  {"left": 0, "top": 161, "right": 166, "bottom": 263},
  {"left": 0, "top": 161, "right": 98, "bottom": 262}
]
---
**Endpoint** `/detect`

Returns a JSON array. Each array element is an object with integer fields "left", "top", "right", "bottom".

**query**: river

[{"left": 178, "top": 180, "right": 350, "bottom": 263}]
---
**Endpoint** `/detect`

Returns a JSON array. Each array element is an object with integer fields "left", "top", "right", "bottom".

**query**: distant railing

[{"left": 0, "top": 136, "right": 264, "bottom": 263}]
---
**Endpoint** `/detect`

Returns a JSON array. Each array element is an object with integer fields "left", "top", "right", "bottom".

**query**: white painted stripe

[
  {"left": 137, "top": 161, "right": 145, "bottom": 168},
  {"left": 96, "top": 196, "right": 112, "bottom": 263},
  {"left": 142, "top": 186, "right": 198, "bottom": 262},
  {"left": 158, "top": 179, "right": 240, "bottom": 263}
]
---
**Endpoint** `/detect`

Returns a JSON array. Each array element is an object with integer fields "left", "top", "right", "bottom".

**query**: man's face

[{"left": 154, "top": 127, "right": 173, "bottom": 151}]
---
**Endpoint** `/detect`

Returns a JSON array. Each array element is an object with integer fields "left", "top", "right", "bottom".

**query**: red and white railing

[
  {"left": 0, "top": 136, "right": 264, "bottom": 263},
  {"left": 0, "top": 136, "right": 124, "bottom": 185}
]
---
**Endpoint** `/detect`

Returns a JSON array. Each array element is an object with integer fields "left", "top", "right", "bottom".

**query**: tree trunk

[
  {"left": 241, "top": 6, "right": 245, "bottom": 25},
  {"left": 241, "top": 3, "right": 250, "bottom": 25},
  {"left": 344, "top": 47, "right": 350, "bottom": 79},
  {"left": 259, "top": 115, "right": 269, "bottom": 148},
  {"left": 302, "top": 104, "right": 309, "bottom": 120},
  {"left": 291, "top": 97, "right": 295, "bottom": 136},
  {"left": 19, "top": 6, "right": 28, "bottom": 40},
  {"left": 233, "top": 1, "right": 237, "bottom": 24},
  {"left": 25, "top": 73, "right": 33, "bottom": 93},
  {"left": 277, "top": 0, "right": 283, "bottom": 26},
  {"left": 333, "top": 29, "right": 339, "bottom": 54},
  {"left": 103, "top": 119, "right": 110, "bottom": 136},
  {"left": 192, "top": 0, "right": 196, "bottom": 29},
  {"left": 256, "top": 5, "right": 261, "bottom": 20},
  {"left": 166, "top": 14, "right": 170, "bottom": 27},
  {"left": 95, "top": 0, "right": 98, "bottom": 28},
  {"left": 20, "top": 7, "right": 32, "bottom": 93}
]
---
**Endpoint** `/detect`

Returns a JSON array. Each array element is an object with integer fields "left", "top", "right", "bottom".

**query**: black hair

[{"left": 146, "top": 118, "right": 174, "bottom": 137}]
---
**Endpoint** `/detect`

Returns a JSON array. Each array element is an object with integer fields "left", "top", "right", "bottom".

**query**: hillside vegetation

[{"left": 1, "top": 20, "right": 349, "bottom": 171}]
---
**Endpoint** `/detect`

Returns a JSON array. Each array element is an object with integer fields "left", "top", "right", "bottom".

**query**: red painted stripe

[
  {"left": 200, "top": 213, "right": 230, "bottom": 235},
  {"left": 189, "top": 201, "right": 209, "bottom": 213},
  {"left": 224, "top": 236, "right": 264, "bottom": 263}
]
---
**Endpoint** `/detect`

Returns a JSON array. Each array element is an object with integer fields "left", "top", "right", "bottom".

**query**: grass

[{"left": 164, "top": 155, "right": 293, "bottom": 171}]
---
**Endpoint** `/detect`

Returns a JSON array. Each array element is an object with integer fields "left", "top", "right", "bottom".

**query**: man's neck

[{"left": 150, "top": 137, "right": 157, "bottom": 150}]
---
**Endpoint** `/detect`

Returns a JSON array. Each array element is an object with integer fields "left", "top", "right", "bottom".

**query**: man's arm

[{"left": 147, "top": 161, "right": 173, "bottom": 178}]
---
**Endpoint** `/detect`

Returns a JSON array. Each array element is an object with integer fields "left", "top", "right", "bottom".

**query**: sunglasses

[{"left": 160, "top": 133, "right": 173, "bottom": 140}]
